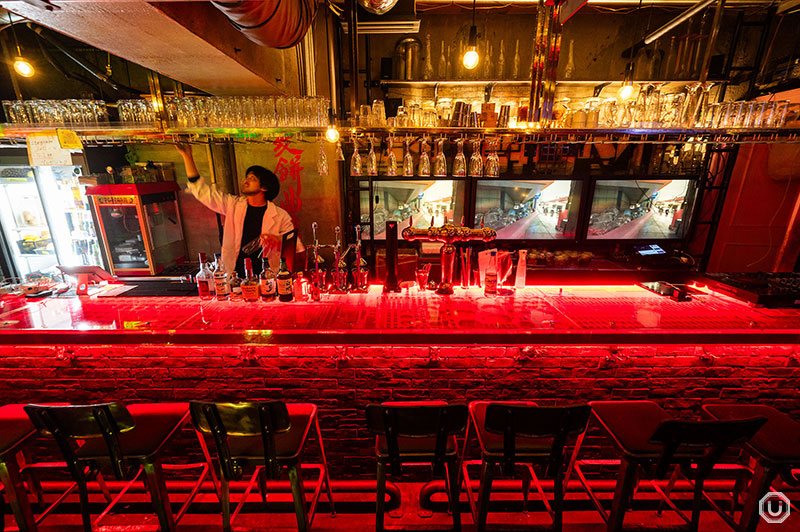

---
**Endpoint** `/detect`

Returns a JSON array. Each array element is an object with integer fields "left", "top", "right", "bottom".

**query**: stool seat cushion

[
  {"left": 0, "top": 404, "right": 35, "bottom": 456},
  {"left": 703, "top": 404, "right": 800, "bottom": 463},
  {"left": 224, "top": 403, "right": 316, "bottom": 461},
  {"left": 469, "top": 401, "right": 552, "bottom": 457},
  {"left": 590, "top": 400, "right": 706, "bottom": 459},
  {"left": 76, "top": 403, "right": 189, "bottom": 460}
]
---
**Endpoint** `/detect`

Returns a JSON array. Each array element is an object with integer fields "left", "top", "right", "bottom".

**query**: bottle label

[
  {"left": 197, "top": 280, "right": 210, "bottom": 297},
  {"left": 260, "top": 279, "right": 276, "bottom": 296},
  {"left": 215, "top": 277, "right": 229, "bottom": 295},
  {"left": 277, "top": 277, "right": 292, "bottom": 295},
  {"left": 232, "top": 285, "right": 242, "bottom": 294},
  {"left": 242, "top": 284, "right": 260, "bottom": 301},
  {"left": 485, "top": 272, "right": 498, "bottom": 294}
]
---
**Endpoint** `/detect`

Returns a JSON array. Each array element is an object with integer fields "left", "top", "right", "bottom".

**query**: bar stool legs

[
  {"left": 142, "top": 460, "right": 176, "bottom": 532},
  {"left": 607, "top": 459, "right": 636, "bottom": 532},
  {"left": 476, "top": 461, "right": 494, "bottom": 532},
  {"left": 375, "top": 461, "right": 386, "bottom": 532},
  {"left": 288, "top": 462, "right": 308, "bottom": 532},
  {"left": 0, "top": 456, "right": 37, "bottom": 532}
]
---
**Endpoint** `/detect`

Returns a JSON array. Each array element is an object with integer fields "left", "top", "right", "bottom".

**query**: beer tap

[
  {"left": 311, "top": 222, "right": 321, "bottom": 291},
  {"left": 330, "top": 226, "right": 346, "bottom": 294},
  {"left": 352, "top": 225, "right": 368, "bottom": 293}
]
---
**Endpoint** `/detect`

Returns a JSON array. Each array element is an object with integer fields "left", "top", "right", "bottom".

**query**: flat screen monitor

[
  {"left": 586, "top": 179, "right": 694, "bottom": 240},
  {"left": 57, "top": 265, "right": 116, "bottom": 283},
  {"left": 474, "top": 180, "right": 583, "bottom": 240}
]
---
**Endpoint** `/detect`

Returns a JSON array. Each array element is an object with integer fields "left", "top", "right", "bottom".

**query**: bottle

[
  {"left": 512, "top": 39, "right": 520, "bottom": 79},
  {"left": 196, "top": 253, "right": 213, "bottom": 300},
  {"left": 484, "top": 250, "right": 498, "bottom": 295},
  {"left": 423, "top": 33, "right": 434, "bottom": 80},
  {"left": 438, "top": 40, "right": 447, "bottom": 79},
  {"left": 214, "top": 253, "right": 229, "bottom": 300},
  {"left": 241, "top": 258, "right": 260, "bottom": 302},
  {"left": 229, "top": 270, "right": 243, "bottom": 300},
  {"left": 564, "top": 39, "right": 575, "bottom": 79},
  {"left": 277, "top": 257, "right": 294, "bottom": 302},
  {"left": 260, "top": 257, "right": 277, "bottom": 301},
  {"left": 496, "top": 40, "right": 505, "bottom": 80}
]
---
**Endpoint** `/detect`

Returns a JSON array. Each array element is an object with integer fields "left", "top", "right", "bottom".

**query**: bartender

[{"left": 176, "top": 143, "right": 304, "bottom": 277}]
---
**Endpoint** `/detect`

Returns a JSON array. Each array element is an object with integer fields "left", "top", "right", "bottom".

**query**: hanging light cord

[{"left": 472, "top": 0, "right": 476, "bottom": 27}]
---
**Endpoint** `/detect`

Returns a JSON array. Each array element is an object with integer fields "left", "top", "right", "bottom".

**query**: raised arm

[{"left": 176, "top": 143, "right": 231, "bottom": 215}]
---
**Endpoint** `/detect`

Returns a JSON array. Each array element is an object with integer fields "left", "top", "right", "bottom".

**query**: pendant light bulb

[
  {"left": 325, "top": 125, "right": 340, "bottom": 143},
  {"left": 463, "top": 25, "right": 479, "bottom": 70},
  {"left": 13, "top": 56, "right": 34, "bottom": 78},
  {"left": 617, "top": 82, "right": 635, "bottom": 102}
]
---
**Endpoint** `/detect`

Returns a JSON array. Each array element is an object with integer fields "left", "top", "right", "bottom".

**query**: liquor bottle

[
  {"left": 484, "top": 250, "right": 498, "bottom": 295},
  {"left": 229, "top": 271, "right": 243, "bottom": 300},
  {"left": 423, "top": 33, "right": 434, "bottom": 80},
  {"left": 241, "top": 258, "right": 260, "bottom": 302},
  {"left": 196, "top": 253, "right": 213, "bottom": 300},
  {"left": 214, "top": 253, "right": 230, "bottom": 300},
  {"left": 496, "top": 40, "right": 505, "bottom": 80},
  {"left": 564, "top": 39, "right": 575, "bottom": 79},
  {"left": 260, "top": 257, "right": 277, "bottom": 300},
  {"left": 277, "top": 257, "right": 294, "bottom": 302},
  {"left": 512, "top": 39, "right": 520, "bottom": 79},
  {"left": 438, "top": 40, "right": 447, "bottom": 79}
]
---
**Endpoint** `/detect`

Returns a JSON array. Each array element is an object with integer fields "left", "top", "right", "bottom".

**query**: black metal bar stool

[
  {"left": 581, "top": 400, "right": 766, "bottom": 532},
  {"left": 190, "top": 400, "right": 335, "bottom": 532},
  {"left": 460, "top": 401, "right": 591, "bottom": 532},
  {"left": 365, "top": 401, "right": 467, "bottom": 532},
  {"left": 24, "top": 402, "right": 206, "bottom": 532},
  {"left": 1, "top": 404, "right": 39, "bottom": 532},
  {"left": 702, "top": 404, "right": 800, "bottom": 532}
]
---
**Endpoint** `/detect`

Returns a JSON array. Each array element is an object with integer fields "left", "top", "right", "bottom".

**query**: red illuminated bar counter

[{"left": 2, "top": 283, "right": 798, "bottom": 476}]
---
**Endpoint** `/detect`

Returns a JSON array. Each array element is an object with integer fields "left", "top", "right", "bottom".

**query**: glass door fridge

[{"left": 0, "top": 165, "right": 102, "bottom": 280}]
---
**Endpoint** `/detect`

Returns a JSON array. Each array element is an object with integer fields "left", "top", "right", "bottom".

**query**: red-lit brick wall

[{"left": 1, "top": 343, "right": 799, "bottom": 476}]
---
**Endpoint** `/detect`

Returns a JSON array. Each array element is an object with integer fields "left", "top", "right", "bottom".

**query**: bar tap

[
  {"left": 330, "top": 226, "right": 346, "bottom": 294},
  {"left": 311, "top": 222, "right": 321, "bottom": 292},
  {"left": 384, "top": 221, "right": 401, "bottom": 293},
  {"left": 403, "top": 219, "right": 496, "bottom": 295},
  {"left": 353, "top": 225, "right": 368, "bottom": 293}
]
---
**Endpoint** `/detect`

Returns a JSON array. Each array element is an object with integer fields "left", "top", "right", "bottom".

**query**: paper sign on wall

[
  {"left": 27, "top": 134, "right": 75, "bottom": 167},
  {"left": 56, "top": 129, "right": 83, "bottom": 150}
]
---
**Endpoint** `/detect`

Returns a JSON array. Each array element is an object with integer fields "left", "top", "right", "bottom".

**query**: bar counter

[{"left": 1, "top": 283, "right": 799, "bottom": 345}]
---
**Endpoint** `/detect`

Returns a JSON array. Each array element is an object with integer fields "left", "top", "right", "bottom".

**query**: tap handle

[
  {"left": 312, "top": 222, "right": 318, "bottom": 243},
  {"left": 355, "top": 225, "right": 362, "bottom": 245}
]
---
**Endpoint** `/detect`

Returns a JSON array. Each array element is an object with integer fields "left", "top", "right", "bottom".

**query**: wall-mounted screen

[
  {"left": 587, "top": 179, "right": 694, "bottom": 240},
  {"left": 474, "top": 180, "right": 583, "bottom": 239},
  {"left": 362, "top": 180, "right": 465, "bottom": 240}
]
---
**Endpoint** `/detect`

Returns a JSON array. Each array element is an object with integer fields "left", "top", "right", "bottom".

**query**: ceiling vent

[{"left": 341, "top": 0, "right": 420, "bottom": 34}]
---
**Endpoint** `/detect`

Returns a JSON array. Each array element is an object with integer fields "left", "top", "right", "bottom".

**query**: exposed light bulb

[
  {"left": 325, "top": 125, "right": 340, "bottom": 143},
  {"left": 13, "top": 56, "right": 34, "bottom": 78},
  {"left": 463, "top": 48, "right": 479, "bottom": 70},
  {"left": 617, "top": 83, "right": 635, "bottom": 101}
]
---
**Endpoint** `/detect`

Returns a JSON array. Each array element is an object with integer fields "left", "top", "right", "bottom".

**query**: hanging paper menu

[{"left": 27, "top": 134, "right": 74, "bottom": 167}]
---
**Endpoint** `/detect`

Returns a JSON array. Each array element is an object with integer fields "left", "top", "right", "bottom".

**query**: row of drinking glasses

[
  {"left": 117, "top": 99, "right": 156, "bottom": 125},
  {"left": 348, "top": 137, "right": 502, "bottom": 177},
  {"left": 167, "top": 96, "right": 331, "bottom": 128},
  {"left": 3, "top": 99, "right": 109, "bottom": 126}
]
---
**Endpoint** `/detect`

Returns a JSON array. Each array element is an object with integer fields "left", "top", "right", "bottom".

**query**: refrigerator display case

[
  {"left": 86, "top": 182, "right": 187, "bottom": 276},
  {"left": 0, "top": 165, "right": 102, "bottom": 279}
]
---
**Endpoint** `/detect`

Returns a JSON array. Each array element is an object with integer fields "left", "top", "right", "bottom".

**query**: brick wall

[{"left": 2, "top": 343, "right": 799, "bottom": 477}]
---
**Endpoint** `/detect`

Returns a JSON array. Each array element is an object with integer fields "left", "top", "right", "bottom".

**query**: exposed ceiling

[{"left": 0, "top": 0, "right": 303, "bottom": 95}]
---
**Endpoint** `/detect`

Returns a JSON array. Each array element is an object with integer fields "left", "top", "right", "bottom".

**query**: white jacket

[{"left": 186, "top": 177, "right": 304, "bottom": 275}]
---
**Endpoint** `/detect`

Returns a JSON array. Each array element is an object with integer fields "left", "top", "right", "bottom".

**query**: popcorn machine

[{"left": 86, "top": 182, "right": 188, "bottom": 276}]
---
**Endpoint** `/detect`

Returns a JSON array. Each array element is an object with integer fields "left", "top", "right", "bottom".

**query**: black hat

[{"left": 245, "top": 165, "right": 280, "bottom": 201}]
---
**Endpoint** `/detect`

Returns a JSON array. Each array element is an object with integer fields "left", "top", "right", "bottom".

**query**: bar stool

[
  {"left": 189, "top": 400, "right": 335, "bottom": 532},
  {"left": 365, "top": 401, "right": 467, "bottom": 532},
  {"left": 584, "top": 400, "right": 766, "bottom": 532},
  {"left": 461, "top": 401, "right": 591, "bottom": 532},
  {"left": 1, "top": 404, "right": 39, "bottom": 532},
  {"left": 24, "top": 402, "right": 203, "bottom": 532},
  {"left": 703, "top": 404, "right": 800, "bottom": 532}
]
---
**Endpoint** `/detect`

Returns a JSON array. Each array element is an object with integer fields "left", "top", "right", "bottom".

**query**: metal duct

[{"left": 213, "top": 0, "right": 316, "bottom": 49}]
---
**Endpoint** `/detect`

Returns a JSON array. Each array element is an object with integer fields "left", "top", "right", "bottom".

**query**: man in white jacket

[{"left": 176, "top": 143, "right": 304, "bottom": 277}]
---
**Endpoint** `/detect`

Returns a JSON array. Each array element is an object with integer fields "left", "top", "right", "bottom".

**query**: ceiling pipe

[
  {"left": 620, "top": 0, "right": 716, "bottom": 58},
  {"left": 212, "top": 0, "right": 316, "bottom": 49}
]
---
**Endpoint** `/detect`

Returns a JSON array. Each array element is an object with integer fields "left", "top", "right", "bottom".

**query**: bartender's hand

[
  {"left": 175, "top": 142, "right": 192, "bottom": 158},
  {"left": 260, "top": 233, "right": 281, "bottom": 253}
]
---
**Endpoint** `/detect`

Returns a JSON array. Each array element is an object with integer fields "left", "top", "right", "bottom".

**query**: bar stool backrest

[
  {"left": 189, "top": 400, "right": 291, "bottom": 481},
  {"left": 24, "top": 402, "right": 137, "bottom": 480},
  {"left": 484, "top": 403, "right": 592, "bottom": 475},
  {"left": 365, "top": 403, "right": 468, "bottom": 476},
  {"left": 648, "top": 417, "right": 767, "bottom": 479}
]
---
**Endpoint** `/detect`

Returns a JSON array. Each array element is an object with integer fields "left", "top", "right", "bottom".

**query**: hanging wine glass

[
  {"left": 485, "top": 138, "right": 499, "bottom": 178},
  {"left": 418, "top": 137, "right": 431, "bottom": 177},
  {"left": 350, "top": 137, "right": 362, "bottom": 176},
  {"left": 468, "top": 139, "right": 483, "bottom": 177},
  {"left": 335, "top": 141, "right": 345, "bottom": 161},
  {"left": 367, "top": 136, "right": 378, "bottom": 176},
  {"left": 433, "top": 138, "right": 447, "bottom": 176},
  {"left": 403, "top": 136, "right": 414, "bottom": 176},
  {"left": 317, "top": 136, "right": 328, "bottom": 177},
  {"left": 453, "top": 138, "right": 466, "bottom": 177},
  {"left": 386, "top": 135, "right": 398, "bottom": 176}
]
